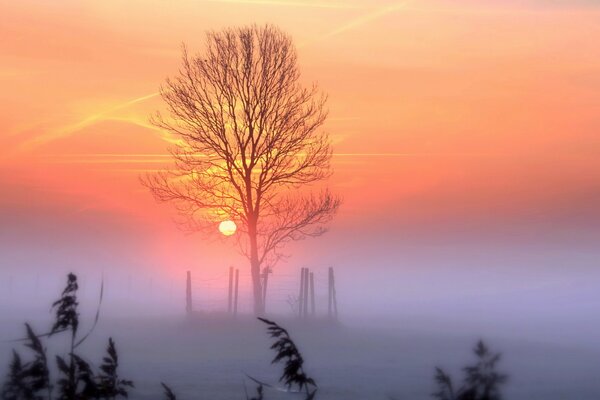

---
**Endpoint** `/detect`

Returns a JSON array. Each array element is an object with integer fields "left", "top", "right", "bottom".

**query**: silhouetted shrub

[
  {"left": 1, "top": 274, "right": 133, "bottom": 400},
  {"left": 433, "top": 340, "right": 507, "bottom": 400},
  {"left": 96, "top": 339, "right": 134, "bottom": 399},
  {"left": 258, "top": 317, "right": 317, "bottom": 399},
  {"left": 160, "top": 383, "right": 177, "bottom": 400},
  {"left": 246, "top": 383, "right": 263, "bottom": 400},
  {"left": 1, "top": 324, "right": 50, "bottom": 400},
  {"left": 3, "top": 273, "right": 510, "bottom": 400}
]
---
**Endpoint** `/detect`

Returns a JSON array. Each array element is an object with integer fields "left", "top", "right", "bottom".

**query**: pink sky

[{"left": 1, "top": 0, "right": 600, "bottom": 295}]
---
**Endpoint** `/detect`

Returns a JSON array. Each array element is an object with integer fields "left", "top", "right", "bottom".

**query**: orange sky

[{"left": 2, "top": 0, "right": 600, "bottom": 281}]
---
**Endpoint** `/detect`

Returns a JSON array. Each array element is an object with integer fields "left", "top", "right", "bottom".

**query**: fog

[{"left": 1, "top": 241, "right": 600, "bottom": 400}]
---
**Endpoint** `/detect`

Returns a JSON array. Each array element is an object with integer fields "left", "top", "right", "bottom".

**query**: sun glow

[{"left": 218, "top": 220, "right": 237, "bottom": 236}]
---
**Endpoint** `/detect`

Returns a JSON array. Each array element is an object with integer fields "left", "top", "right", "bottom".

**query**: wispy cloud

[
  {"left": 20, "top": 92, "right": 159, "bottom": 150},
  {"left": 322, "top": 2, "right": 410, "bottom": 39},
  {"left": 300, "top": 1, "right": 411, "bottom": 47},
  {"left": 200, "top": 0, "right": 360, "bottom": 9},
  {"left": 21, "top": 2, "right": 408, "bottom": 152},
  {"left": 38, "top": 152, "right": 503, "bottom": 165}
]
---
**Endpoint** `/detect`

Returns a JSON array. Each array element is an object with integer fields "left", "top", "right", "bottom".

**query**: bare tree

[{"left": 143, "top": 25, "right": 340, "bottom": 315}]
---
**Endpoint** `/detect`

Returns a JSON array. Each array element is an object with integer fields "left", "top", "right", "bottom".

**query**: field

[{"left": 2, "top": 312, "right": 599, "bottom": 400}]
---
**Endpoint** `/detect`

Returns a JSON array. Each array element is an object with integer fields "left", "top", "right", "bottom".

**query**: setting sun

[{"left": 218, "top": 220, "right": 237, "bottom": 236}]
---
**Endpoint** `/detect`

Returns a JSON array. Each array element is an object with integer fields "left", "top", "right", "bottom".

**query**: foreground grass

[{"left": 1, "top": 274, "right": 506, "bottom": 400}]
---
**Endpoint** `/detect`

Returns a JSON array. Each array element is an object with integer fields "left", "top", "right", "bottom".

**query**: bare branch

[{"left": 143, "top": 24, "right": 340, "bottom": 313}]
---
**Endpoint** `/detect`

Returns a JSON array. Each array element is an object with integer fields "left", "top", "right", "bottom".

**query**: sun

[{"left": 218, "top": 220, "right": 237, "bottom": 236}]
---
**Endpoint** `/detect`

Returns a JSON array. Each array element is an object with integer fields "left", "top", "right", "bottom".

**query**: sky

[{"left": 1, "top": 0, "right": 600, "bottom": 320}]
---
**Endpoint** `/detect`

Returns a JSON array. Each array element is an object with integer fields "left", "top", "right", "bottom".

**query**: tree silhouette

[{"left": 143, "top": 24, "right": 340, "bottom": 314}]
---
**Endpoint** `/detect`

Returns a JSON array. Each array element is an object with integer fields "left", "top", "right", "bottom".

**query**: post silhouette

[
  {"left": 309, "top": 272, "right": 315, "bottom": 317},
  {"left": 302, "top": 268, "right": 309, "bottom": 318},
  {"left": 262, "top": 267, "right": 270, "bottom": 313},
  {"left": 328, "top": 268, "right": 332, "bottom": 318},
  {"left": 331, "top": 267, "right": 338, "bottom": 320},
  {"left": 228, "top": 266, "right": 233, "bottom": 314},
  {"left": 328, "top": 267, "right": 337, "bottom": 320},
  {"left": 298, "top": 267, "right": 305, "bottom": 318},
  {"left": 186, "top": 270, "right": 192, "bottom": 315},
  {"left": 233, "top": 268, "right": 239, "bottom": 317}
]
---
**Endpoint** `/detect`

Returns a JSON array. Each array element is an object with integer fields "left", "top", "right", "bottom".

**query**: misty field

[{"left": 1, "top": 311, "right": 599, "bottom": 400}]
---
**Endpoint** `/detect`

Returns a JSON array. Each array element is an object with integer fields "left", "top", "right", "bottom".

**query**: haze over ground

[{"left": 1, "top": 4, "right": 600, "bottom": 397}]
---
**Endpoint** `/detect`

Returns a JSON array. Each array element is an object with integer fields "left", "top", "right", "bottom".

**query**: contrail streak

[
  {"left": 24, "top": 2, "right": 409, "bottom": 149},
  {"left": 322, "top": 2, "right": 410, "bottom": 39},
  {"left": 199, "top": 0, "right": 360, "bottom": 9},
  {"left": 300, "top": 1, "right": 411, "bottom": 47},
  {"left": 21, "top": 93, "right": 159, "bottom": 149}
]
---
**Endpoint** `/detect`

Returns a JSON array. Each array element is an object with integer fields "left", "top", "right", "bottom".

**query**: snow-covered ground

[{"left": 1, "top": 313, "right": 599, "bottom": 400}]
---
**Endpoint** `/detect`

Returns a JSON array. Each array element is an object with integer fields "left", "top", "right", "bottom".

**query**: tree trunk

[
  {"left": 250, "top": 257, "right": 263, "bottom": 315},
  {"left": 248, "top": 217, "right": 264, "bottom": 315}
]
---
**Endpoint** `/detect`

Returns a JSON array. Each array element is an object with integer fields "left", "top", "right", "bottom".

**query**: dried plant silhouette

[
  {"left": 160, "top": 383, "right": 177, "bottom": 400},
  {"left": 257, "top": 317, "right": 317, "bottom": 399},
  {"left": 2, "top": 325, "right": 50, "bottom": 400},
  {"left": 1, "top": 274, "right": 133, "bottom": 400},
  {"left": 142, "top": 24, "right": 340, "bottom": 314},
  {"left": 96, "top": 339, "right": 134, "bottom": 399},
  {"left": 2, "top": 274, "right": 510, "bottom": 400},
  {"left": 248, "top": 384, "right": 263, "bottom": 400},
  {"left": 1, "top": 274, "right": 321, "bottom": 400},
  {"left": 432, "top": 340, "right": 507, "bottom": 400},
  {"left": 51, "top": 273, "right": 80, "bottom": 400},
  {"left": 243, "top": 381, "right": 263, "bottom": 400}
]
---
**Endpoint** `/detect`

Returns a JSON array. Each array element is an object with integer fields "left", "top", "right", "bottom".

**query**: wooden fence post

[
  {"left": 302, "top": 268, "right": 309, "bottom": 319},
  {"left": 328, "top": 267, "right": 333, "bottom": 319},
  {"left": 233, "top": 268, "right": 239, "bottom": 317},
  {"left": 298, "top": 267, "right": 305, "bottom": 318},
  {"left": 186, "top": 271, "right": 192, "bottom": 315},
  {"left": 228, "top": 266, "right": 233, "bottom": 314},
  {"left": 309, "top": 272, "right": 315, "bottom": 317},
  {"left": 331, "top": 267, "right": 338, "bottom": 320},
  {"left": 262, "top": 267, "right": 270, "bottom": 313}
]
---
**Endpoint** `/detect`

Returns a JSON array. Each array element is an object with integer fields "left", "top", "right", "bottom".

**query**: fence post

[
  {"left": 302, "top": 268, "right": 309, "bottom": 319},
  {"left": 328, "top": 267, "right": 333, "bottom": 319},
  {"left": 298, "top": 267, "right": 305, "bottom": 318},
  {"left": 262, "top": 267, "right": 270, "bottom": 313},
  {"left": 309, "top": 272, "right": 315, "bottom": 317},
  {"left": 186, "top": 271, "right": 192, "bottom": 315},
  {"left": 233, "top": 268, "right": 239, "bottom": 317},
  {"left": 228, "top": 266, "right": 233, "bottom": 314},
  {"left": 331, "top": 267, "right": 338, "bottom": 320}
]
